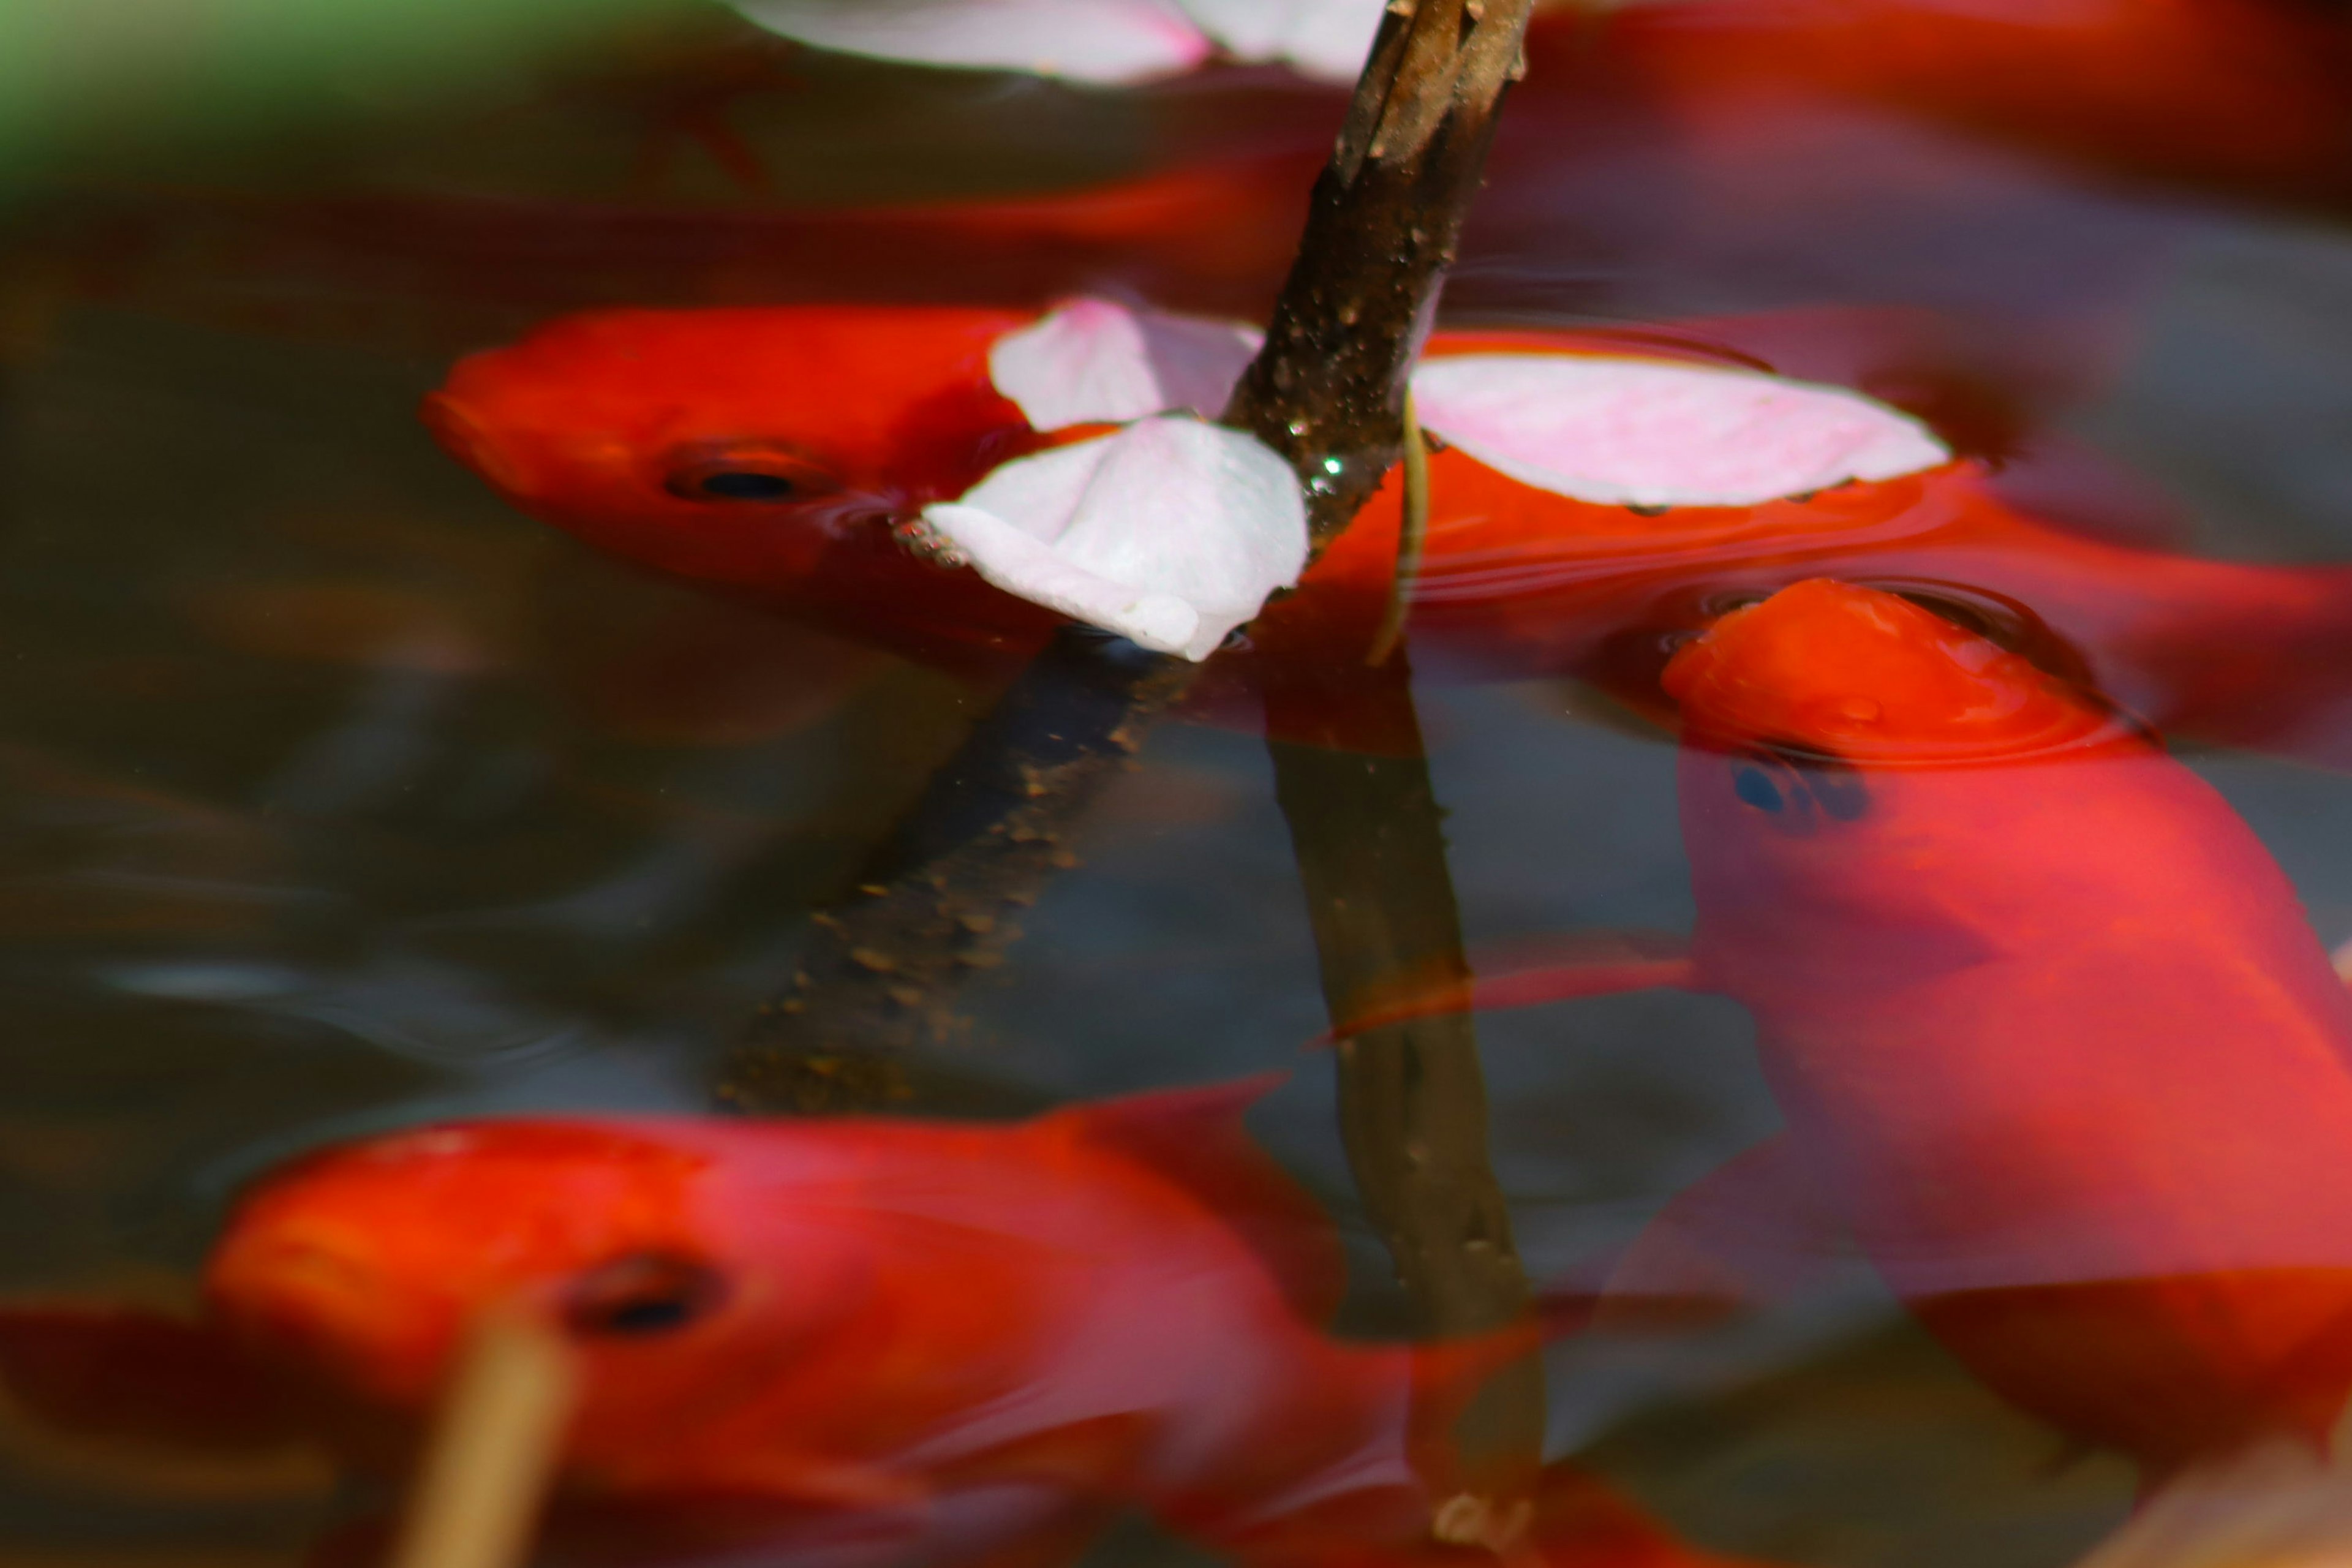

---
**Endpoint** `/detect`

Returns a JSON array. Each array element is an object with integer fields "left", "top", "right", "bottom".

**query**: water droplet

[{"left": 1838, "top": 698, "right": 1883, "bottom": 722}]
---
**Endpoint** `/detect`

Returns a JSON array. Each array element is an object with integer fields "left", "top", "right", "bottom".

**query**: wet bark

[
  {"left": 721, "top": 0, "right": 1548, "bottom": 1530},
  {"left": 1264, "top": 647, "right": 1543, "bottom": 1542},
  {"left": 724, "top": 631, "right": 1190, "bottom": 1114},
  {"left": 1224, "top": 0, "right": 1536, "bottom": 545},
  {"left": 723, "top": 0, "right": 1540, "bottom": 1110}
]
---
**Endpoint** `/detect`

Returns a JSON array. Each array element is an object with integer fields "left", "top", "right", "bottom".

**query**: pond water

[{"left": 7, "top": 6, "right": 2352, "bottom": 1567}]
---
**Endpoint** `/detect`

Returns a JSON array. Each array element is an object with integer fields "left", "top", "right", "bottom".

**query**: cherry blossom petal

[
  {"left": 921, "top": 417, "right": 1306, "bottom": 660},
  {"left": 1179, "top": 0, "right": 1387, "bottom": 81},
  {"left": 734, "top": 0, "right": 1211, "bottom": 85},
  {"left": 989, "top": 299, "right": 1264, "bottom": 429},
  {"left": 1409, "top": 353, "right": 1952, "bottom": 508}
]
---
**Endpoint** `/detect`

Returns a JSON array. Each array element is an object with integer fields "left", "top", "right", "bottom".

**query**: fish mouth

[
  {"left": 205, "top": 1231, "right": 437, "bottom": 1398},
  {"left": 418, "top": 392, "right": 531, "bottom": 496}
]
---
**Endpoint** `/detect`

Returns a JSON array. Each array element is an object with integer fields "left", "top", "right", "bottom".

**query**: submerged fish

[
  {"left": 1599, "top": 0, "right": 2352, "bottom": 211},
  {"left": 0, "top": 1082, "right": 1560, "bottom": 1566},
  {"left": 426, "top": 303, "right": 2352, "bottom": 765},
  {"left": 1345, "top": 579, "right": 2352, "bottom": 1477}
]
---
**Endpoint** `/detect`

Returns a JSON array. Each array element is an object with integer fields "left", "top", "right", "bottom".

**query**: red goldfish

[
  {"left": 425, "top": 303, "right": 2352, "bottom": 766},
  {"left": 40, "top": 0, "right": 2346, "bottom": 377},
  {"left": 0, "top": 1081, "right": 1556, "bottom": 1567},
  {"left": 1592, "top": 0, "right": 2352, "bottom": 209},
  {"left": 1348, "top": 578, "right": 2352, "bottom": 1477}
]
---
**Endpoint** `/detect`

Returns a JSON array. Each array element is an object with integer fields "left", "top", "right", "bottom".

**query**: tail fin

[{"left": 1318, "top": 930, "right": 1700, "bottom": 1044}]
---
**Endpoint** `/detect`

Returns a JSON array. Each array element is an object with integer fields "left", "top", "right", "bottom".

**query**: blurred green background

[{"left": 0, "top": 0, "right": 704, "bottom": 186}]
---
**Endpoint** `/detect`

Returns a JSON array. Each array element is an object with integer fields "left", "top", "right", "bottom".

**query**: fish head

[
  {"left": 1661, "top": 578, "right": 2137, "bottom": 967},
  {"left": 203, "top": 1120, "right": 866, "bottom": 1469},
  {"left": 421, "top": 306, "right": 1037, "bottom": 606}
]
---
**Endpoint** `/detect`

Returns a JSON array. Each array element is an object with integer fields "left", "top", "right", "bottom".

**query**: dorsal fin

[
  {"left": 1326, "top": 929, "right": 1700, "bottom": 1042},
  {"left": 1046, "top": 1076, "right": 1348, "bottom": 1325},
  {"left": 0, "top": 1302, "right": 308, "bottom": 1453}
]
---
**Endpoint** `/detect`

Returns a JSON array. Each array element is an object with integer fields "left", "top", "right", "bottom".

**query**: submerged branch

[
  {"left": 722, "top": 0, "right": 1543, "bottom": 1114},
  {"left": 1265, "top": 651, "right": 1543, "bottom": 1530},
  {"left": 725, "top": 633, "right": 1190, "bottom": 1113},
  {"left": 723, "top": 0, "right": 1548, "bottom": 1523}
]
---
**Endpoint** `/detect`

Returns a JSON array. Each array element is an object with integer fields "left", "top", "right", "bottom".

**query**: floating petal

[
  {"left": 1180, "top": 0, "right": 1387, "bottom": 81},
  {"left": 734, "top": 0, "right": 1211, "bottom": 85},
  {"left": 1410, "top": 352, "right": 1951, "bottom": 508},
  {"left": 922, "top": 417, "right": 1305, "bottom": 660},
  {"left": 989, "top": 299, "right": 1263, "bottom": 428}
]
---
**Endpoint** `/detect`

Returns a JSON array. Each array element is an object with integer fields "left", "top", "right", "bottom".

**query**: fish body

[
  {"left": 1660, "top": 579, "right": 2352, "bottom": 1469},
  {"left": 1284, "top": 451, "right": 2352, "bottom": 762},
  {"left": 1598, "top": 0, "right": 2352, "bottom": 209},
  {"left": 186, "top": 1082, "right": 1490, "bottom": 1564},
  {"left": 1350, "top": 579, "right": 2352, "bottom": 1472},
  {"left": 429, "top": 306, "right": 2352, "bottom": 764},
  {"left": 424, "top": 304, "right": 1064, "bottom": 673}
]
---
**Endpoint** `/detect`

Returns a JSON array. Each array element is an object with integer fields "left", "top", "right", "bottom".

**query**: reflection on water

[{"left": 12, "top": 3, "right": 2352, "bottom": 1566}]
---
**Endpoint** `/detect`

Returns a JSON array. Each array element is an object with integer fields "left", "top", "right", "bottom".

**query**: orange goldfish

[
  {"left": 425, "top": 303, "right": 2352, "bottom": 766},
  {"left": 0, "top": 1082, "right": 1553, "bottom": 1567},
  {"left": 1591, "top": 0, "right": 2352, "bottom": 209},
  {"left": 40, "top": 0, "right": 2350, "bottom": 373},
  {"left": 1346, "top": 578, "right": 2352, "bottom": 1477}
]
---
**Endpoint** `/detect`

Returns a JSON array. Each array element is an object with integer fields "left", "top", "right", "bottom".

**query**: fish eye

[
  {"left": 1790, "top": 751, "right": 1869, "bottom": 822},
  {"left": 693, "top": 470, "right": 798, "bottom": 501},
  {"left": 1732, "top": 764, "right": 1786, "bottom": 813},
  {"left": 1727, "top": 740, "right": 1871, "bottom": 832},
  {"left": 564, "top": 1251, "right": 729, "bottom": 1337},
  {"left": 663, "top": 443, "right": 839, "bottom": 505}
]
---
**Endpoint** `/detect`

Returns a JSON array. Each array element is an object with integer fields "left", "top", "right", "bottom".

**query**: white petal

[
  {"left": 1409, "top": 352, "right": 1952, "bottom": 508},
  {"left": 1180, "top": 0, "right": 1386, "bottom": 80},
  {"left": 733, "top": 0, "right": 1210, "bottom": 85},
  {"left": 922, "top": 417, "right": 1306, "bottom": 660},
  {"left": 922, "top": 504, "right": 1203, "bottom": 652},
  {"left": 989, "top": 299, "right": 1263, "bottom": 428}
]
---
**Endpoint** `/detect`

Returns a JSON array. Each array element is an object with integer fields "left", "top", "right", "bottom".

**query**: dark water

[{"left": 9, "top": 8, "right": 2352, "bottom": 1566}]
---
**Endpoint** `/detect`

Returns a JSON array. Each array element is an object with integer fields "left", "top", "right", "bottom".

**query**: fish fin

[
  {"left": 1588, "top": 1135, "right": 1847, "bottom": 1332},
  {"left": 1047, "top": 1076, "right": 1349, "bottom": 1326},
  {"left": 0, "top": 1301, "right": 306, "bottom": 1453},
  {"left": 936, "top": 1410, "right": 1158, "bottom": 1494},
  {"left": 686, "top": 1450, "right": 929, "bottom": 1510},
  {"left": 1325, "top": 930, "right": 1701, "bottom": 1041}
]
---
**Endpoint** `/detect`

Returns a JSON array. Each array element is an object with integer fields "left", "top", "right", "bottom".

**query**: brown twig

[
  {"left": 722, "top": 0, "right": 1548, "bottom": 1531},
  {"left": 722, "top": 0, "right": 1542, "bottom": 1116},
  {"left": 724, "top": 633, "right": 1191, "bottom": 1113},
  {"left": 386, "top": 1311, "right": 576, "bottom": 1568},
  {"left": 1262, "top": 646, "right": 1544, "bottom": 1541},
  {"left": 1224, "top": 0, "right": 1537, "bottom": 545}
]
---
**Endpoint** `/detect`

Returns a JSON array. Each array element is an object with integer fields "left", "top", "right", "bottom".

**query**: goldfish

[
  {"left": 0, "top": 1080, "right": 1567, "bottom": 1567},
  {"left": 424, "top": 303, "right": 2352, "bottom": 766},
  {"left": 1593, "top": 0, "right": 2352, "bottom": 211},
  {"left": 1343, "top": 578, "right": 2352, "bottom": 1478}
]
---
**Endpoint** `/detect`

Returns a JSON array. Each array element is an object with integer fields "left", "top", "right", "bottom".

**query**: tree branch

[
  {"left": 721, "top": 0, "right": 1548, "bottom": 1532},
  {"left": 722, "top": 0, "right": 1541, "bottom": 1114}
]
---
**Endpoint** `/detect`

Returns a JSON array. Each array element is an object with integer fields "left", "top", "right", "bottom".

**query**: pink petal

[
  {"left": 1411, "top": 352, "right": 1951, "bottom": 508},
  {"left": 921, "top": 417, "right": 1305, "bottom": 660},
  {"left": 919, "top": 504, "right": 1203, "bottom": 654},
  {"left": 1180, "top": 0, "right": 1386, "bottom": 81},
  {"left": 734, "top": 0, "right": 1212, "bottom": 85},
  {"left": 989, "top": 299, "right": 1263, "bottom": 429}
]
